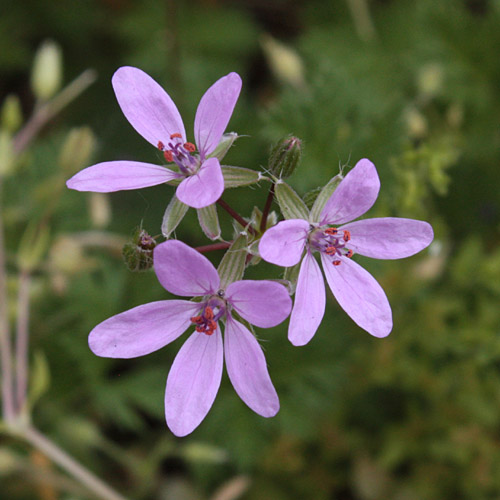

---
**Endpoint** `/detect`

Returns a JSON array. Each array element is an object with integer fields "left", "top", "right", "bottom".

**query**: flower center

[
  {"left": 190, "top": 295, "right": 226, "bottom": 335},
  {"left": 309, "top": 226, "right": 353, "bottom": 266},
  {"left": 158, "top": 133, "right": 198, "bottom": 175}
]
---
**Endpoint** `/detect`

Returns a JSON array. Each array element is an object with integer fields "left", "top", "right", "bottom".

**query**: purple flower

[
  {"left": 66, "top": 67, "right": 242, "bottom": 209},
  {"left": 259, "top": 159, "right": 434, "bottom": 345},
  {"left": 88, "top": 240, "right": 291, "bottom": 437}
]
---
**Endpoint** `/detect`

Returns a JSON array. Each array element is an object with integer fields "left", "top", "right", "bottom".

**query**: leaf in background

[{"left": 309, "top": 173, "right": 343, "bottom": 223}]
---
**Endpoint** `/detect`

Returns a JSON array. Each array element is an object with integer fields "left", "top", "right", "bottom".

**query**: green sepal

[
  {"left": 217, "top": 233, "right": 248, "bottom": 290},
  {"left": 283, "top": 260, "right": 302, "bottom": 295},
  {"left": 221, "top": 165, "right": 263, "bottom": 188},
  {"left": 197, "top": 204, "right": 221, "bottom": 241},
  {"left": 309, "top": 173, "right": 343, "bottom": 223},
  {"left": 161, "top": 195, "right": 189, "bottom": 238},
  {"left": 275, "top": 181, "right": 309, "bottom": 220}
]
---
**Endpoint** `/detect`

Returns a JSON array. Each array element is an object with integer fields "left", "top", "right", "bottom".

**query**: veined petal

[
  {"left": 288, "top": 251, "right": 326, "bottom": 346},
  {"left": 194, "top": 72, "right": 242, "bottom": 157},
  {"left": 224, "top": 315, "right": 279, "bottom": 417},
  {"left": 320, "top": 253, "right": 392, "bottom": 338},
  {"left": 226, "top": 280, "right": 292, "bottom": 328},
  {"left": 319, "top": 159, "right": 380, "bottom": 225},
  {"left": 175, "top": 157, "right": 224, "bottom": 209},
  {"left": 66, "top": 161, "right": 180, "bottom": 192},
  {"left": 88, "top": 300, "right": 199, "bottom": 358},
  {"left": 259, "top": 219, "right": 309, "bottom": 267},
  {"left": 154, "top": 240, "right": 220, "bottom": 297},
  {"left": 341, "top": 217, "right": 434, "bottom": 260},
  {"left": 112, "top": 66, "right": 186, "bottom": 147},
  {"left": 165, "top": 327, "right": 223, "bottom": 437}
]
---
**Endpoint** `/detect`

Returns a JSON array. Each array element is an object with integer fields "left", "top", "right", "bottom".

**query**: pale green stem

[
  {"left": 0, "top": 180, "right": 15, "bottom": 422},
  {"left": 15, "top": 269, "right": 31, "bottom": 412},
  {"left": 13, "top": 69, "right": 97, "bottom": 154},
  {"left": 21, "top": 425, "right": 128, "bottom": 500}
]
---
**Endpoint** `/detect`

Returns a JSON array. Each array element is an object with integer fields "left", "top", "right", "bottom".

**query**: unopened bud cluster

[{"left": 122, "top": 228, "right": 157, "bottom": 272}]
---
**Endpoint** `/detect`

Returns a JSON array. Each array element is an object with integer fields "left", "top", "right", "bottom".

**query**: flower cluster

[{"left": 68, "top": 67, "right": 434, "bottom": 436}]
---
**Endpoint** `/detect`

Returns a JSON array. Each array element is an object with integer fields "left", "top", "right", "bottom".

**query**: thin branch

[
  {"left": 15, "top": 269, "right": 31, "bottom": 412},
  {"left": 260, "top": 183, "right": 275, "bottom": 233},
  {"left": 216, "top": 198, "right": 257, "bottom": 236},
  {"left": 0, "top": 181, "right": 15, "bottom": 422},
  {"left": 195, "top": 242, "right": 231, "bottom": 253},
  {"left": 22, "top": 425, "right": 128, "bottom": 500},
  {"left": 13, "top": 69, "right": 97, "bottom": 154}
]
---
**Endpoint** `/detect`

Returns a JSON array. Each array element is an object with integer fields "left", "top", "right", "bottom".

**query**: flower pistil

[
  {"left": 310, "top": 227, "right": 354, "bottom": 266},
  {"left": 158, "top": 133, "right": 198, "bottom": 174}
]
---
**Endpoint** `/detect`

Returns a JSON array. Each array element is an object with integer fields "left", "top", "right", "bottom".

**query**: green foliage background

[{"left": 1, "top": 0, "right": 500, "bottom": 498}]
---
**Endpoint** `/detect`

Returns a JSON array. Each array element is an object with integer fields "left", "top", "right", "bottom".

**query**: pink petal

[
  {"left": 175, "top": 158, "right": 224, "bottom": 209},
  {"left": 341, "top": 218, "right": 434, "bottom": 260},
  {"left": 88, "top": 300, "right": 199, "bottom": 358},
  {"left": 224, "top": 315, "right": 279, "bottom": 417},
  {"left": 319, "top": 159, "right": 380, "bottom": 225},
  {"left": 154, "top": 240, "right": 220, "bottom": 297},
  {"left": 66, "top": 161, "right": 180, "bottom": 192},
  {"left": 225, "top": 280, "right": 292, "bottom": 328},
  {"left": 112, "top": 66, "right": 186, "bottom": 147},
  {"left": 194, "top": 72, "right": 242, "bottom": 158},
  {"left": 259, "top": 219, "right": 309, "bottom": 267},
  {"left": 320, "top": 253, "right": 392, "bottom": 338},
  {"left": 165, "top": 327, "right": 223, "bottom": 437},
  {"left": 288, "top": 251, "right": 326, "bottom": 346}
]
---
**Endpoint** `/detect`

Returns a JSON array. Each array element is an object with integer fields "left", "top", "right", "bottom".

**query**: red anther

[
  {"left": 346, "top": 249, "right": 353, "bottom": 258},
  {"left": 332, "top": 260, "right": 341, "bottom": 266},
  {"left": 343, "top": 230, "right": 351, "bottom": 242},
  {"left": 164, "top": 150, "right": 174, "bottom": 163},
  {"left": 204, "top": 306, "right": 214, "bottom": 320},
  {"left": 325, "top": 246, "right": 337, "bottom": 256},
  {"left": 184, "top": 142, "right": 196, "bottom": 152},
  {"left": 157, "top": 141, "right": 165, "bottom": 151},
  {"left": 190, "top": 315, "right": 203, "bottom": 324},
  {"left": 170, "top": 133, "right": 182, "bottom": 139},
  {"left": 325, "top": 227, "right": 338, "bottom": 235}
]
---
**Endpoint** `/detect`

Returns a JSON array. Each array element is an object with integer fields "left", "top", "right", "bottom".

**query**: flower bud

[
  {"left": 268, "top": 136, "right": 302, "bottom": 179},
  {"left": 58, "top": 126, "right": 96, "bottom": 175},
  {"left": 1, "top": 95, "right": 23, "bottom": 133},
  {"left": 209, "top": 132, "right": 238, "bottom": 161},
  {"left": 31, "top": 40, "right": 63, "bottom": 101},
  {"left": 260, "top": 34, "right": 305, "bottom": 89},
  {"left": 122, "top": 228, "right": 157, "bottom": 272}
]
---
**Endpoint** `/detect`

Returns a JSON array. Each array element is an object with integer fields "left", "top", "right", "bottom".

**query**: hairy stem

[
  {"left": 21, "top": 425, "right": 128, "bottom": 500},
  {"left": 0, "top": 181, "right": 15, "bottom": 422},
  {"left": 195, "top": 242, "right": 231, "bottom": 253},
  {"left": 216, "top": 198, "right": 257, "bottom": 236},
  {"left": 260, "top": 183, "right": 275, "bottom": 233},
  {"left": 15, "top": 269, "right": 31, "bottom": 412}
]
